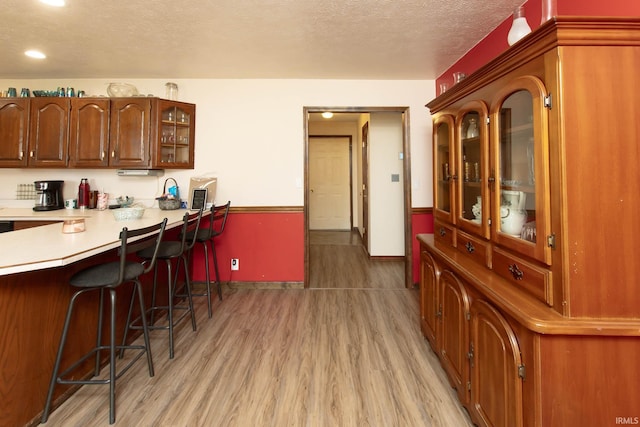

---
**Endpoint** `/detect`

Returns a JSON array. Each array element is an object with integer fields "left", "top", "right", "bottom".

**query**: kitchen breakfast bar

[{"left": 0, "top": 208, "right": 190, "bottom": 427}]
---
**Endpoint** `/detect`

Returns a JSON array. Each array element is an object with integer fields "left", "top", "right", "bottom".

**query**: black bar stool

[
  {"left": 124, "top": 209, "right": 203, "bottom": 359},
  {"left": 186, "top": 201, "right": 230, "bottom": 318},
  {"left": 41, "top": 219, "right": 168, "bottom": 425}
]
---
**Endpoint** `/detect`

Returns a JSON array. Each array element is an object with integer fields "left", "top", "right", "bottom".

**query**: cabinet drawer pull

[
  {"left": 465, "top": 241, "right": 475, "bottom": 253},
  {"left": 508, "top": 263, "right": 524, "bottom": 280},
  {"left": 439, "top": 227, "right": 446, "bottom": 237}
]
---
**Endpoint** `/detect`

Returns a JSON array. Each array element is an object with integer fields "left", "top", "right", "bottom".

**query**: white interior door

[{"left": 309, "top": 137, "right": 350, "bottom": 230}]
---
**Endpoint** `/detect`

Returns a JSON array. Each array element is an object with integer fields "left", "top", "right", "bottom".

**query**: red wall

[
  {"left": 412, "top": 212, "right": 435, "bottom": 284},
  {"left": 191, "top": 211, "right": 305, "bottom": 283},
  {"left": 436, "top": 0, "right": 640, "bottom": 88},
  {"left": 191, "top": 210, "right": 433, "bottom": 286}
]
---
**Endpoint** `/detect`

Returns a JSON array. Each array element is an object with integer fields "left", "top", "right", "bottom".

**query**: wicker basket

[{"left": 158, "top": 178, "right": 181, "bottom": 210}]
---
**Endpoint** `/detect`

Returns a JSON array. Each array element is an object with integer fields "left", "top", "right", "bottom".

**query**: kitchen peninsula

[{"left": 0, "top": 207, "right": 190, "bottom": 427}]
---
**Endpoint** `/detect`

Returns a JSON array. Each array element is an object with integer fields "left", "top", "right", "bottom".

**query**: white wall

[
  {"left": 368, "top": 112, "right": 405, "bottom": 256},
  {"left": 0, "top": 79, "right": 435, "bottom": 209}
]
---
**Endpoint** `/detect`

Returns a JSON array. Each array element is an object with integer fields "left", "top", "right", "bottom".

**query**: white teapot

[{"left": 500, "top": 190, "right": 527, "bottom": 236}]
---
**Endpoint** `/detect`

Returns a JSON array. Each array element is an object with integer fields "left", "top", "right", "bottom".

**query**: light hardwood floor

[{"left": 42, "top": 231, "right": 473, "bottom": 426}]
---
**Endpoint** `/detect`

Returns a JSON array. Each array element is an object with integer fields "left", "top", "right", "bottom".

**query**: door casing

[{"left": 304, "top": 106, "right": 413, "bottom": 288}]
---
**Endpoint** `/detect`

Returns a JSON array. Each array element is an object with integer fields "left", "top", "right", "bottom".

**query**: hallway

[{"left": 41, "top": 231, "right": 472, "bottom": 426}]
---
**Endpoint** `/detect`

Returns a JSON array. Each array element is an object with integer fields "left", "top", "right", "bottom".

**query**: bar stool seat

[
  {"left": 41, "top": 219, "right": 168, "bottom": 425},
  {"left": 124, "top": 209, "right": 203, "bottom": 359},
  {"left": 184, "top": 201, "right": 230, "bottom": 318}
]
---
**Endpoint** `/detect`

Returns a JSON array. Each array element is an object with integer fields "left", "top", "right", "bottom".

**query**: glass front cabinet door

[
  {"left": 157, "top": 100, "right": 195, "bottom": 168},
  {"left": 490, "top": 76, "right": 551, "bottom": 265},
  {"left": 456, "top": 101, "right": 489, "bottom": 239},
  {"left": 433, "top": 114, "right": 455, "bottom": 225}
]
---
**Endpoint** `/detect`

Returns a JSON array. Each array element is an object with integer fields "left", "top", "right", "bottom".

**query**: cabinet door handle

[
  {"left": 19, "top": 151, "right": 23, "bottom": 160},
  {"left": 30, "top": 151, "right": 34, "bottom": 158},
  {"left": 439, "top": 227, "right": 446, "bottom": 237},
  {"left": 465, "top": 241, "right": 475, "bottom": 253},
  {"left": 111, "top": 150, "right": 115, "bottom": 158},
  {"left": 101, "top": 151, "right": 106, "bottom": 160},
  {"left": 508, "top": 263, "right": 524, "bottom": 280}
]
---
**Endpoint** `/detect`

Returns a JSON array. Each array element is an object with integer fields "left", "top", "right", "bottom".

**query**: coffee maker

[{"left": 33, "top": 180, "right": 64, "bottom": 211}]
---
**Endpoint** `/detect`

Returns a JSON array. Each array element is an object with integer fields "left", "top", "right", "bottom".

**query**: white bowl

[
  {"left": 112, "top": 207, "right": 145, "bottom": 221},
  {"left": 107, "top": 83, "right": 139, "bottom": 97}
]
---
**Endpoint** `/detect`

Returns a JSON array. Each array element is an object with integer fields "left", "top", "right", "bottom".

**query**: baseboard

[{"left": 227, "top": 281, "right": 304, "bottom": 290}]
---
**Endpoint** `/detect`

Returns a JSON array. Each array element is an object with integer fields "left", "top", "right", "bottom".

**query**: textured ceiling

[{"left": 2, "top": 0, "right": 525, "bottom": 80}]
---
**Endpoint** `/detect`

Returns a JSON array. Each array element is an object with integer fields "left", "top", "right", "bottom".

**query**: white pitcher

[{"left": 500, "top": 190, "right": 527, "bottom": 236}]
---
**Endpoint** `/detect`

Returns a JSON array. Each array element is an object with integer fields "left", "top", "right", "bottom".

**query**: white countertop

[{"left": 0, "top": 208, "right": 190, "bottom": 276}]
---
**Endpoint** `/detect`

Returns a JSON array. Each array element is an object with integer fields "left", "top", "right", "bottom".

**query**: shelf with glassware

[
  {"left": 490, "top": 78, "right": 550, "bottom": 267},
  {"left": 156, "top": 100, "right": 195, "bottom": 169},
  {"left": 433, "top": 114, "right": 456, "bottom": 248},
  {"left": 434, "top": 115, "right": 455, "bottom": 220},
  {"left": 455, "top": 103, "right": 489, "bottom": 244}
]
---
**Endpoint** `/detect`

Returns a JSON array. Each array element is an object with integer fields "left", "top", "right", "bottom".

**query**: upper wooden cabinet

[
  {"left": 0, "top": 97, "right": 195, "bottom": 169},
  {"left": 29, "top": 97, "right": 70, "bottom": 167},
  {"left": 0, "top": 98, "right": 29, "bottom": 167},
  {"left": 68, "top": 98, "right": 111, "bottom": 168},
  {"left": 154, "top": 100, "right": 195, "bottom": 168},
  {"left": 109, "top": 98, "right": 152, "bottom": 168}
]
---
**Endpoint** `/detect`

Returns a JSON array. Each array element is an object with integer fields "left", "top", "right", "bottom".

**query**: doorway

[{"left": 303, "top": 106, "right": 413, "bottom": 289}]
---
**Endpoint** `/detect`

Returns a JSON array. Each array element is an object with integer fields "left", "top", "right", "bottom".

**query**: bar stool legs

[
  {"left": 41, "top": 281, "right": 154, "bottom": 425},
  {"left": 123, "top": 210, "right": 201, "bottom": 359},
  {"left": 190, "top": 201, "right": 230, "bottom": 318}
]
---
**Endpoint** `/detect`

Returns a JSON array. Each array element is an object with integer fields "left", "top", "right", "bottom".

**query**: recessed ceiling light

[
  {"left": 40, "top": 0, "right": 65, "bottom": 6},
  {"left": 322, "top": 112, "right": 334, "bottom": 119},
  {"left": 25, "top": 50, "right": 47, "bottom": 59}
]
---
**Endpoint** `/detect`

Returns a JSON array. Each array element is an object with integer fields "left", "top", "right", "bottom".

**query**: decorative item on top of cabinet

[{"left": 0, "top": 98, "right": 29, "bottom": 167}]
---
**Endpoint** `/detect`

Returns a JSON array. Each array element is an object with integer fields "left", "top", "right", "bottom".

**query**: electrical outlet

[{"left": 231, "top": 258, "right": 239, "bottom": 271}]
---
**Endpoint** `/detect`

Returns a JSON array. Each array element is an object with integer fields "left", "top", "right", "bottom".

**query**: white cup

[{"left": 96, "top": 193, "right": 109, "bottom": 211}]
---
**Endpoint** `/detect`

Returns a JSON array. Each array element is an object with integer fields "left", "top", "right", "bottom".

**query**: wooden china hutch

[{"left": 418, "top": 18, "right": 640, "bottom": 427}]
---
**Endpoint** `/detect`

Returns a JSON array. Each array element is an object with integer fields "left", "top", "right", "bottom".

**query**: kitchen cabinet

[
  {"left": 469, "top": 299, "right": 523, "bottom": 427},
  {"left": 109, "top": 98, "right": 153, "bottom": 168},
  {"left": 68, "top": 98, "right": 111, "bottom": 168},
  {"left": 438, "top": 270, "right": 470, "bottom": 405},
  {"left": 0, "top": 98, "right": 29, "bottom": 167},
  {"left": 29, "top": 97, "right": 69, "bottom": 167},
  {"left": 0, "top": 97, "right": 196, "bottom": 169},
  {"left": 155, "top": 100, "right": 195, "bottom": 168},
  {"left": 419, "top": 250, "right": 439, "bottom": 350},
  {"left": 419, "top": 18, "right": 640, "bottom": 427}
]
